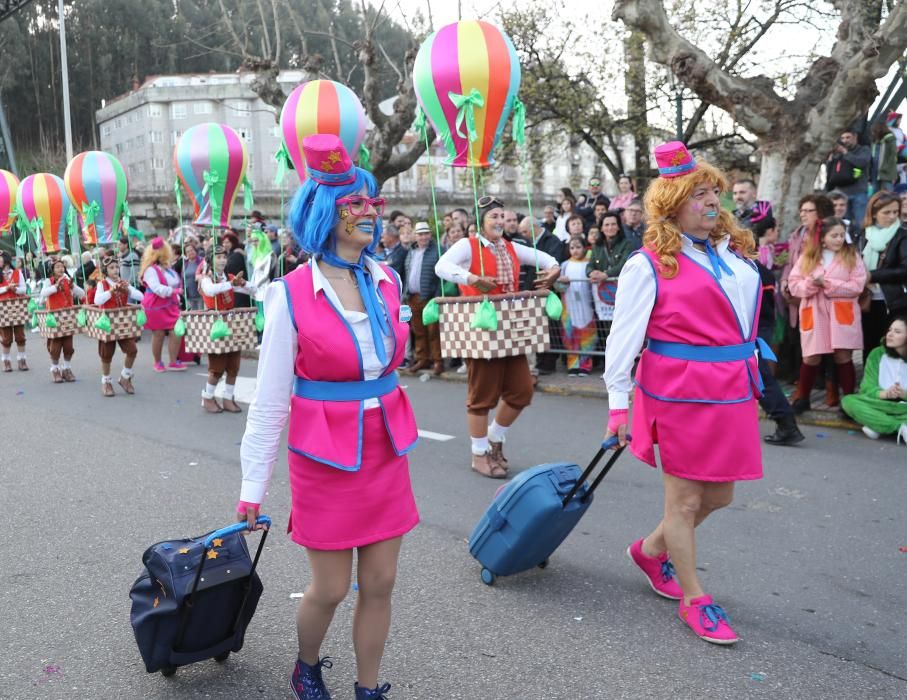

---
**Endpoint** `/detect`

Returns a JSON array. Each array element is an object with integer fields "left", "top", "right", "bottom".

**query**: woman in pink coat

[{"left": 789, "top": 217, "right": 867, "bottom": 413}]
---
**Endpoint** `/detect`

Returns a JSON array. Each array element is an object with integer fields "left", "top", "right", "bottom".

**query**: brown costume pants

[
  {"left": 0, "top": 324, "right": 25, "bottom": 348},
  {"left": 99, "top": 337, "right": 138, "bottom": 363},
  {"left": 208, "top": 351, "right": 241, "bottom": 382},
  {"left": 47, "top": 335, "right": 74, "bottom": 362},
  {"left": 465, "top": 355, "right": 534, "bottom": 413},
  {"left": 407, "top": 294, "right": 442, "bottom": 364}
]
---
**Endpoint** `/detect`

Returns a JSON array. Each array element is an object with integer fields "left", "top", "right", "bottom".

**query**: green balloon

[
  {"left": 545, "top": 292, "right": 563, "bottom": 320},
  {"left": 210, "top": 317, "right": 232, "bottom": 341},
  {"left": 173, "top": 318, "right": 187, "bottom": 337},
  {"left": 422, "top": 298, "right": 440, "bottom": 325},
  {"left": 470, "top": 299, "right": 498, "bottom": 331},
  {"left": 93, "top": 313, "right": 112, "bottom": 333}
]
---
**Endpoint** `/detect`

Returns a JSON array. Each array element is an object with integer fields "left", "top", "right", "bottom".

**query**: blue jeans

[{"left": 847, "top": 191, "right": 869, "bottom": 229}]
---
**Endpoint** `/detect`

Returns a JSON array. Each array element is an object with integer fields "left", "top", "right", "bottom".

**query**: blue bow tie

[
  {"left": 320, "top": 251, "right": 391, "bottom": 365},
  {"left": 685, "top": 234, "right": 734, "bottom": 279}
]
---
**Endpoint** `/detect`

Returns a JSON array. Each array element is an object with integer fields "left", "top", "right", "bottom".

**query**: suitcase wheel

[
  {"left": 538, "top": 559, "right": 549, "bottom": 569},
  {"left": 480, "top": 568, "right": 496, "bottom": 586},
  {"left": 214, "top": 651, "right": 230, "bottom": 663},
  {"left": 160, "top": 665, "right": 177, "bottom": 677}
]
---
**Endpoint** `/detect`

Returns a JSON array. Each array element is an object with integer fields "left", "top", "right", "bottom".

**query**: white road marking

[{"left": 417, "top": 430, "right": 455, "bottom": 442}]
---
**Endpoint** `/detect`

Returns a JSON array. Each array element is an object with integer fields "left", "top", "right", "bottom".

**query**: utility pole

[{"left": 58, "top": 0, "right": 73, "bottom": 161}]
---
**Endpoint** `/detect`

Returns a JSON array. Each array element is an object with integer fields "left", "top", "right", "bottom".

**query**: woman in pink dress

[
  {"left": 237, "top": 135, "right": 418, "bottom": 700},
  {"left": 140, "top": 238, "right": 186, "bottom": 372},
  {"left": 788, "top": 217, "right": 867, "bottom": 413},
  {"left": 605, "top": 142, "right": 770, "bottom": 645}
]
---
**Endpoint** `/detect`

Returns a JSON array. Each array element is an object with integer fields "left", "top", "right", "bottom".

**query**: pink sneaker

[
  {"left": 678, "top": 595, "right": 738, "bottom": 644},
  {"left": 153, "top": 362, "right": 166, "bottom": 373},
  {"left": 626, "top": 538, "right": 683, "bottom": 600},
  {"left": 167, "top": 361, "right": 187, "bottom": 372}
]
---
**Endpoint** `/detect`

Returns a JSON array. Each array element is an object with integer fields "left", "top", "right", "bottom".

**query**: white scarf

[{"left": 862, "top": 222, "right": 900, "bottom": 271}]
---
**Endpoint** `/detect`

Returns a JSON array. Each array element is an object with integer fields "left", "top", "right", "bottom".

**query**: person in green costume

[{"left": 841, "top": 317, "right": 907, "bottom": 443}]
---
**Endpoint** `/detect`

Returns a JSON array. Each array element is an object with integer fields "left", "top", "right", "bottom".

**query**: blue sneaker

[
  {"left": 354, "top": 682, "right": 391, "bottom": 699},
  {"left": 290, "top": 657, "right": 333, "bottom": 700}
]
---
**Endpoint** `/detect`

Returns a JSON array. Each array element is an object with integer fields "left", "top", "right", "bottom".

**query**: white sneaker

[
  {"left": 862, "top": 426, "right": 880, "bottom": 440},
  {"left": 456, "top": 364, "right": 467, "bottom": 374},
  {"left": 898, "top": 424, "right": 907, "bottom": 446}
]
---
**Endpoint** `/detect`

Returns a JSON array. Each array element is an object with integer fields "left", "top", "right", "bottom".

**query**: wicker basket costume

[
  {"left": 181, "top": 307, "right": 257, "bottom": 354},
  {"left": 436, "top": 290, "right": 550, "bottom": 360},
  {"left": 36, "top": 306, "right": 81, "bottom": 339},
  {"left": 83, "top": 305, "right": 144, "bottom": 342},
  {"left": 0, "top": 297, "right": 29, "bottom": 328}
]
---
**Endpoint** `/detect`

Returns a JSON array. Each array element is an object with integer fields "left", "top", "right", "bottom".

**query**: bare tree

[
  {"left": 187, "top": 0, "right": 431, "bottom": 186},
  {"left": 613, "top": 0, "right": 907, "bottom": 231}
]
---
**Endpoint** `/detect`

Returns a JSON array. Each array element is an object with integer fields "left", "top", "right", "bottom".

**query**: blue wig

[{"left": 287, "top": 166, "right": 383, "bottom": 258}]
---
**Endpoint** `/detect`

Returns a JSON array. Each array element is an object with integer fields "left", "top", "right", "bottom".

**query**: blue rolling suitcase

[
  {"left": 130, "top": 516, "right": 270, "bottom": 676},
  {"left": 468, "top": 438, "right": 628, "bottom": 585}
]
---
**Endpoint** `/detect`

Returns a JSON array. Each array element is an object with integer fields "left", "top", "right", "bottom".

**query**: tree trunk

[
  {"left": 758, "top": 148, "right": 822, "bottom": 238},
  {"left": 624, "top": 30, "right": 651, "bottom": 189}
]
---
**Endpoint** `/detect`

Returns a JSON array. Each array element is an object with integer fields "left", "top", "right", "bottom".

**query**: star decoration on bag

[
  {"left": 207, "top": 550, "right": 219, "bottom": 560},
  {"left": 178, "top": 548, "right": 190, "bottom": 554},
  {"left": 212, "top": 538, "right": 223, "bottom": 547}
]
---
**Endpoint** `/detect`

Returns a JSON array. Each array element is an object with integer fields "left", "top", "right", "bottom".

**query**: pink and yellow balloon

[
  {"left": 0, "top": 169, "right": 19, "bottom": 234},
  {"left": 174, "top": 123, "right": 248, "bottom": 228},
  {"left": 413, "top": 20, "right": 522, "bottom": 168},
  {"left": 64, "top": 151, "right": 129, "bottom": 245},
  {"left": 279, "top": 80, "right": 368, "bottom": 182},
  {"left": 17, "top": 174, "right": 72, "bottom": 254}
]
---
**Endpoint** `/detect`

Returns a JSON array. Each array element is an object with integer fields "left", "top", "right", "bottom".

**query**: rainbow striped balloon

[
  {"left": 0, "top": 169, "right": 19, "bottom": 234},
  {"left": 17, "top": 174, "right": 72, "bottom": 254},
  {"left": 280, "top": 80, "right": 367, "bottom": 181},
  {"left": 64, "top": 151, "right": 129, "bottom": 245},
  {"left": 173, "top": 123, "right": 248, "bottom": 228},
  {"left": 413, "top": 20, "right": 521, "bottom": 168}
]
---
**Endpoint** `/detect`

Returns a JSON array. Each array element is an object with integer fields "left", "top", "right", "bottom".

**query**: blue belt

[
  {"left": 647, "top": 338, "right": 777, "bottom": 363},
  {"left": 293, "top": 373, "right": 398, "bottom": 401}
]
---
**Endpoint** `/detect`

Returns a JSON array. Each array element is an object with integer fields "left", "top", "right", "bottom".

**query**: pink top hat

[
  {"left": 654, "top": 141, "right": 697, "bottom": 178},
  {"left": 303, "top": 134, "right": 356, "bottom": 186}
]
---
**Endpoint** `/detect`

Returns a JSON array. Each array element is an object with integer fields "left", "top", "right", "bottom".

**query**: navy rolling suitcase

[
  {"left": 469, "top": 438, "right": 628, "bottom": 585},
  {"left": 130, "top": 515, "right": 270, "bottom": 676}
]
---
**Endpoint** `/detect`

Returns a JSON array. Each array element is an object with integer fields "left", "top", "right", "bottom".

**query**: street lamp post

[{"left": 58, "top": 0, "right": 73, "bottom": 161}]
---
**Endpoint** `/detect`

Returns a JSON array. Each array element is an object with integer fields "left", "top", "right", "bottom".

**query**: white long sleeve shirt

[
  {"left": 435, "top": 237, "right": 559, "bottom": 286},
  {"left": 39, "top": 278, "right": 85, "bottom": 301},
  {"left": 239, "top": 258, "right": 395, "bottom": 505},
  {"left": 200, "top": 273, "right": 255, "bottom": 299},
  {"left": 0, "top": 270, "right": 26, "bottom": 295},
  {"left": 603, "top": 236, "right": 759, "bottom": 411},
  {"left": 142, "top": 266, "right": 180, "bottom": 297},
  {"left": 93, "top": 278, "right": 143, "bottom": 305}
]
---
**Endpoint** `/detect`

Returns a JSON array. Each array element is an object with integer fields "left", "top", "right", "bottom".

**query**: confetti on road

[
  {"left": 290, "top": 592, "right": 304, "bottom": 599},
  {"left": 573, "top": 616, "right": 583, "bottom": 621},
  {"left": 188, "top": 461, "right": 198, "bottom": 466},
  {"left": 16, "top": 390, "right": 24, "bottom": 395},
  {"left": 816, "top": 433, "right": 827, "bottom": 438},
  {"left": 899, "top": 546, "right": 907, "bottom": 553},
  {"left": 352, "top": 583, "right": 359, "bottom": 591},
  {"left": 750, "top": 672, "right": 765, "bottom": 682},
  {"left": 159, "top": 471, "right": 171, "bottom": 479}
]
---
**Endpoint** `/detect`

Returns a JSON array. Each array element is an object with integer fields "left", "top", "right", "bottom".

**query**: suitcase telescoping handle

[
  {"left": 561, "top": 436, "right": 632, "bottom": 507},
  {"left": 204, "top": 515, "right": 272, "bottom": 547}
]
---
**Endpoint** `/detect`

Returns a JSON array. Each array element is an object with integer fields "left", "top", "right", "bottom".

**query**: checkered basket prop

[
  {"left": 181, "top": 307, "right": 257, "bottom": 355},
  {"left": 0, "top": 297, "right": 29, "bottom": 327},
  {"left": 83, "top": 305, "right": 143, "bottom": 342},
  {"left": 36, "top": 306, "right": 81, "bottom": 339},
  {"left": 436, "top": 290, "right": 551, "bottom": 360}
]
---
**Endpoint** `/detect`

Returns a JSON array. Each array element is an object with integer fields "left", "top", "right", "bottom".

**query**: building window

[
  {"left": 171, "top": 103, "right": 187, "bottom": 120},
  {"left": 101, "top": 124, "right": 111, "bottom": 137},
  {"left": 149, "top": 104, "right": 162, "bottom": 117},
  {"left": 150, "top": 131, "right": 163, "bottom": 144},
  {"left": 238, "top": 128, "right": 252, "bottom": 143},
  {"left": 135, "top": 135, "right": 145, "bottom": 148},
  {"left": 171, "top": 129, "right": 182, "bottom": 145},
  {"left": 194, "top": 101, "right": 212, "bottom": 115},
  {"left": 114, "top": 143, "right": 123, "bottom": 155},
  {"left": 269, "top": 125, "right": 281, "bottom": 139},
  {"left": 114, "top": 118, "right": 123, "bottom": 129},
  {"left": 152, "top": 158, "right": 165, "bottom": 170}
]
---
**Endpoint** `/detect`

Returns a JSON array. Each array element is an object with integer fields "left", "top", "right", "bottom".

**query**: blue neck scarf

[
  {"left": 320, "top": 251, "right": 391, "bottom": 364},
  {"left": 685, "top": 234, "right": 734, "bottom": 279}
]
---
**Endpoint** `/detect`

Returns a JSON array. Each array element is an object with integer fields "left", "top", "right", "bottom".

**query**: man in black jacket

[{"left": 403, "top": 222, "right": 445, "bottom": 374}]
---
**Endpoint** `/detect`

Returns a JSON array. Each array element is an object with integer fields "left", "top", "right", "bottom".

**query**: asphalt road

[{"left": 2, "top": 334, "right": 906, "bottom": 699}]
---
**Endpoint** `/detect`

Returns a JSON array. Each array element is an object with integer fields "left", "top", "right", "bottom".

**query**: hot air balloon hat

[{"left": 644, "top": 140, "right": 753, "bottom": 278}]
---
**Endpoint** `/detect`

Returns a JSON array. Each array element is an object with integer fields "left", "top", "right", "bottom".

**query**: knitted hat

[{"left": 654, "top": 141, "right": 697, "bottom": 178}]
